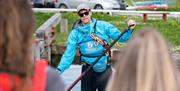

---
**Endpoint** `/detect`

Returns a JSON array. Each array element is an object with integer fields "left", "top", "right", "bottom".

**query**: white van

[{"left": 54, "top": 0, "right": 128, "bottom": 10}]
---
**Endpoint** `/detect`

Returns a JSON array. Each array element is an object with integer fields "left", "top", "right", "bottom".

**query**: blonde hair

[{"left": 106, "top": 28, "right": 180, "bottom": 91}]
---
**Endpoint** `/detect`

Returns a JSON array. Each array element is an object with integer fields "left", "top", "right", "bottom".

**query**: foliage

[{"left": 34, "top": 12, "right": 180, "bottom": 52}]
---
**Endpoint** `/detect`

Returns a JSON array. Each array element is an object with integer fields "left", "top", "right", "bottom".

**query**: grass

[
  {"left": 34, "top": 12, "right": 54, "bottom": 28},
  {"left": 34, "top": 12, "right": 180, "bottom": 52},
  {"left": 59, "top": 12, "right": 180, "bottom": 45}
]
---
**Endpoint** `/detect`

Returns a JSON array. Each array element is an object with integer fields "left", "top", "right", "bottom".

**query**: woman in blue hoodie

[{"left": 57, "top": 4, "right": 136, "bottom": 91}]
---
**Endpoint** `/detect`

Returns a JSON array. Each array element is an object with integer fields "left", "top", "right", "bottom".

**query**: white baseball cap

[{"left": 77, "top": 4, "right": 90, "bottom": 13}]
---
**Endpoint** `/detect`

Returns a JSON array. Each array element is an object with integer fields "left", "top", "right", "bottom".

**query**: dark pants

[{"left": 81, "top": 65, "right": 112, "bottom": 91}]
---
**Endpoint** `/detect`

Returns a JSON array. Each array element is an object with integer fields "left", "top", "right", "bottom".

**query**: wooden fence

[{"left": 32, "top": 13, "right": 61, "bottom": 63}]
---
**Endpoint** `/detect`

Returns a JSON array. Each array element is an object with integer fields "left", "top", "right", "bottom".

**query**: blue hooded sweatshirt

[{"left": 57, "top": 18, "right": 133, "bottom": 73}]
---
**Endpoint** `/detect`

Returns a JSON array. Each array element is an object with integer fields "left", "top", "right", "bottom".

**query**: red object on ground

[{"left": 136, "top": 4, "right": 168, "bottom": 10}]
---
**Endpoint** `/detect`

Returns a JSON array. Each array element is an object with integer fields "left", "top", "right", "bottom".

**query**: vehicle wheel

[
  {"left": 120, "top": 4, "right": 126, "bottom": 10},
  {"left": 94, "top": 4, "right": 103, "bottom": 9},
  {"left": 59, "top": 4, "right": 67, "bottom": 9},
  {"left": 46, "top": 3, "right": 54, "bottom": 8}
]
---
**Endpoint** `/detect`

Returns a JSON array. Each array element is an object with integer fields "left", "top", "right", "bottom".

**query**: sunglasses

[{"left": 78, "top": 11, "right": 89, "bottom": 17}]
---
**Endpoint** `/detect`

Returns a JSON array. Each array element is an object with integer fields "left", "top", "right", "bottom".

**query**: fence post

[{"left": 60, "top": 19, "right": 68, "bottom": 32}]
